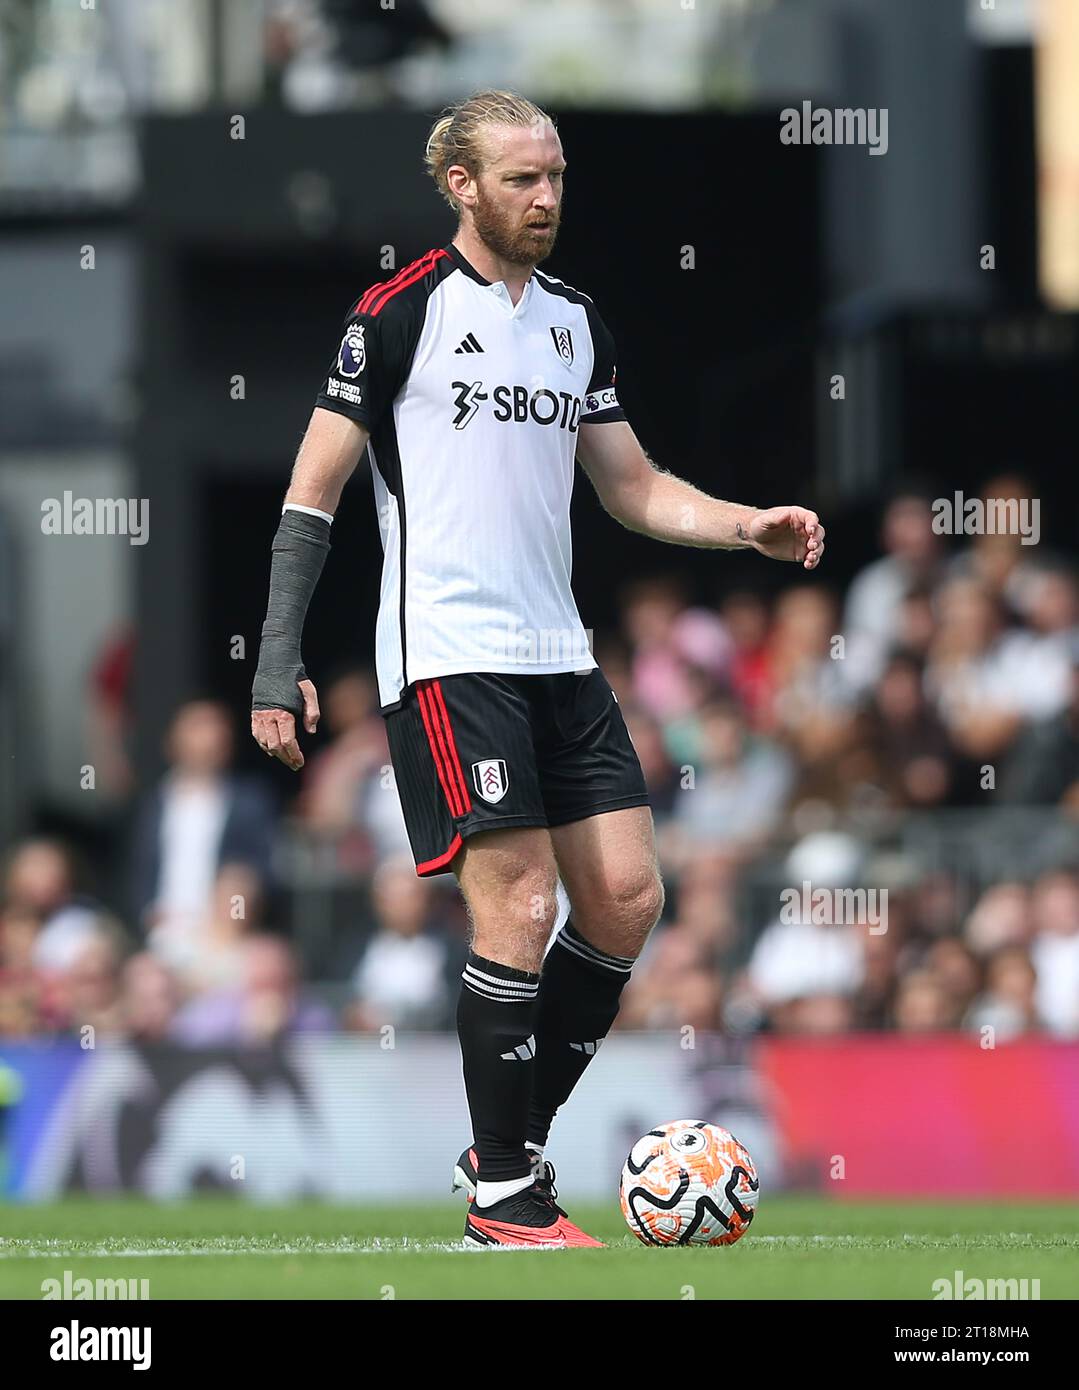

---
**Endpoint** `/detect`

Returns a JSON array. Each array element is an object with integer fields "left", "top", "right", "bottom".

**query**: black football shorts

[{"left": 384, "top": 669, "right": 650, "bottom": 876}]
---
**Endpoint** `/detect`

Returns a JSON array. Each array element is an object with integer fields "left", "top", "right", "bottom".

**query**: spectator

[
  {"left": 662, "top": 698, "right": 793, "bottom": 869},
  {"left": 766, "top": 588, "right": 856, "bottom": 760},
  {"left": 922, "top": 938, "right": 982, "bottom": 1023},
  {"left": 130, "top": 700, "right": 277, "bottom": 952},
  {"left": 3, "top": 837, "right": 75, "bottom": 918},
  {"left": 120, "top": 952, "right": 181, "bottom": 1043},
  {"left": 744, "top": 917, "right": 864, "bottom": 1026},
  {"left": 621, "top": 575, "right": 732, "bottom": 723},
  {"left": 908, "top": 870, "right": 964, "bottom": 946},
  {"left": 620, "top": 705, "right": 680, "bottom": 819},
  {"left": 864, "top": 652, "right": 954, "bottom": 808},
  {"left": 925, "top": 579, "right": 1071, "bottom": 763},
  {"left": 664, "top": 850, "right": 740, "bottom": 961},
  {"left": 298, "top": 667, "right": 410, "bottom": 866},
  {"left": 964, "top": 945, "right": 1040, "bottom": 1040},
  {"left": 718, "top": 590, "right": 773, "bottom": 729},
  {"left": 620, "top": 927, "right": 722, "bottom": 1032},
  {"left": 55, "top": 931, "right": 126, "bottom": 1041},
  {"left": 173, "top": 862, "right": 263, "bottom": 992},
  {"left": 4, "top": 839, "right": 103, "bottom": 975},
  {"left": 740, "top": 834, "right": 868, "bottom": 1028},
  {"left": 892, "top": 968, "right": 954, "bottom": 1032},
  {"left": 854, "top": 924, "right": 901, "bottom": 1029},
  {"left": 773, "top": 994, "right": 854, "bottom": 1035},
  {"left": 347, "top": 857, "right": 457, "bottom": 1030},
  {"left": 1, "top": 838, "right": 128, "bottom": 1030},
  {"left": 1022, "top": 564, "right": 1079, "bottom": 652},
  {"left": 893, "top": 582, "right": 938, "bottom": 663},
  {"left": 657, "top": 661, "right": 727, "bottom": 769},
  {"left": 949, "top": 474, "right": 1051, "bottom": 612},
  {"left": 843, "top": 492, "right": 942, "bottom": 691},
  {"left": 963, "top": 881, "right": 1034, "bottom": 957},
  {"left": 1029, "top": 869, "right": 1079, "bottom": 1037},
  {"left": 1000, "top": 651, "right": 1079, "bottom": 807},
  {"left": 173, "top": 934, "right": 333, "bottom": 1045},
  {"left": 0, "top": 908, "right": 45, "bottom": 1036}
]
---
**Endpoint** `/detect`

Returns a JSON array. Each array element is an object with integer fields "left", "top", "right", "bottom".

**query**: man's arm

[
  {"left": 576, "top": 420, "right": 825, "bottom": 569},
  {"left": 283, "top": 407, "right": 369, "bottom": 514},
  {"left": 251, "top": 407, "right": 369, "bottom": 770}
]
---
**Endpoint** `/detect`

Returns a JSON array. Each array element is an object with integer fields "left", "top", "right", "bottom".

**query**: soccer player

[{"left": 251, "top": 90, "right": 825, "bottom": 1248}]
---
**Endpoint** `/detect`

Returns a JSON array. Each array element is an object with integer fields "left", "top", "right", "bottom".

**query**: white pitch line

[
  {"left": 0, "top": 1248, "right": 423, "bottom": 1260},
  {"left": 0, "top": 1239, "right": 575, "bottom": 1260},
  {"left": 0, "top": 1232, "right": 1062, "bottom": 1261}
]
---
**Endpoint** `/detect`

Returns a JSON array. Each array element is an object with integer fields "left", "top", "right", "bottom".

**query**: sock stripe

[
  {"left": 462, "top": 966, "right": 538, "bottom": 1002},
  {"left": 462, "top": 976, "right": 538, "bottom": 1002},
  {"left": 464, "top": 962, "right": 538, "bottom": 995},
  {"left": 554, "top": 928, "right": 634, "bottom": 974},
  {"left": 462, "top": 954, "right": 540, "bottom": 1002}
]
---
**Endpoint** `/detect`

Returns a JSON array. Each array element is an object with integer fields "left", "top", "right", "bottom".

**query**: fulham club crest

[
  {"left": 550, "top": 326, "right": 574, "bottom": 366},
  {"left": 472, "top": 759, "right": 509, "bottom": 804}
]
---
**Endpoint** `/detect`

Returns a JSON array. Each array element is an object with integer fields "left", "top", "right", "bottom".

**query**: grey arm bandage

[{"left": 251, "top": 508, "right": 331, "bottom": 719}]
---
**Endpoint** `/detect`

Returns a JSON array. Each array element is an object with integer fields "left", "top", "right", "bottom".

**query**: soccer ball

[{"left": 619, "top": 1120, "right": 759, "bottom": 1246}]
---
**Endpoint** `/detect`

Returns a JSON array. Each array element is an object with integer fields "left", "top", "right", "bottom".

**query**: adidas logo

[
  {"left": 500, "top": 1034, "right": 536, "bottom": 1061},
  {"left": 569, "top": 1040, "right": 604, "bottom": 1055},
  {"left": 454, "top": 332, "right": 484, "bottom": 354}
]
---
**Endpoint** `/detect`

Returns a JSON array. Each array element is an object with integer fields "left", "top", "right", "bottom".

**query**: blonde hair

[{"left": 424, "top": 90, "right": 556, "bottom": 212}]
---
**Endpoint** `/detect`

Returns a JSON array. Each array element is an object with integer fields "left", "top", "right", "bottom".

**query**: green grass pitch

[{"left": 1, "top": 1197, "right": 1077, "bottom": 1299}]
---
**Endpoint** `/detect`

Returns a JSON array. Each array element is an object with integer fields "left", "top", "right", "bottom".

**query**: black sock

[
  {"left": 528, "top": 921, "right": 634, "bottom": 1148},
  {"left": 457, "top": 951, "right": 540, "bottom": 1183}
]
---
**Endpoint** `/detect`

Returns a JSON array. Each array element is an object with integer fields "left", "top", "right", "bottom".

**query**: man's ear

[{"left": 446, "top": 164, "right": 476, "bottom": 208}]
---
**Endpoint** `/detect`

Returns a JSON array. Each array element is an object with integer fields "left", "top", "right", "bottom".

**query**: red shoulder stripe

[
  {"left": 355, "top": 254, "right": 431, "bottom": 314},
  {"left": 355, "top": 248, "right": 447, "bottom": 317},
  {"left": 355, "top": 250, "right": 438, "bottom": 314},
  {"left": 355, "top": 255, "right": 426, "bottom": 315},
  {"left": 366, "top": 248, "right": 449, "bottom": 317}
]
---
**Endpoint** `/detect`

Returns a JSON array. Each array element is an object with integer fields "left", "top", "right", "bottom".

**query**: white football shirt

[{"left": 315, "top": 243, "right": 625, "bottom": 710}]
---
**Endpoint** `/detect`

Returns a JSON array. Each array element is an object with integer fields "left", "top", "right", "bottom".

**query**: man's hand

[
  {"left": 251, "top": 679, "right": 321, "bottom": 770},
  {"left": 746, "top": 506, "right": 826, "bottom": 570}
]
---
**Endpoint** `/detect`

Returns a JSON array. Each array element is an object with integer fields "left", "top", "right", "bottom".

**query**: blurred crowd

[{"left": 1, "top": 476, "right": 1078, "bottom": 1044}]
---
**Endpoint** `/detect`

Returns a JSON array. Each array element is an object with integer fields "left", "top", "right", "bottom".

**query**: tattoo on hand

[{"left": 736, "top": 522, "right": 748, "bottom": 542}]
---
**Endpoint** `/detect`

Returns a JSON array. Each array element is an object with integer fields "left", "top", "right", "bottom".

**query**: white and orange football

[{"left": 619, "top": 1120, "right": 760, "bottom": 1246}]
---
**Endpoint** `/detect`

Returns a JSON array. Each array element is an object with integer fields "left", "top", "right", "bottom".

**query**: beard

[{"left": 473, "top": 188, "right": 560, "bottom": 267}]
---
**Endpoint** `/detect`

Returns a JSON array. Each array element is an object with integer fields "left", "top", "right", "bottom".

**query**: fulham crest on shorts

[{"left": 472, "top": 759, "right": 509, "bottom": 804}]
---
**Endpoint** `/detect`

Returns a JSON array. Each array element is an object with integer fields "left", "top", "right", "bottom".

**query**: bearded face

[
  {"left": 472, "top": 180, "right": 561, "bottom": 267},
  {"left": 459, "top": 122, "right": 565, "bottom": 268}
]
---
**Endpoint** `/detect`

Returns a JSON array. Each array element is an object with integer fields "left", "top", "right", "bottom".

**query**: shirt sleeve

[
  {"left": 314, "top": 294, "right": 416, "bottom": 433},
  {"left": 580, "top": 302, "right": 627, "bottom": 425}
]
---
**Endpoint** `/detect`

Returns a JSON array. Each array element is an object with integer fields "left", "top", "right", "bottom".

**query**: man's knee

[
  {"left": 572, "top": 866, "right": 665, "bottom": 958},
  {"left": 622, "top": 868, "right": 665, "bottom": 942},
  {"left": 457, "top": 832, "right": 560, "bottom": 968}
]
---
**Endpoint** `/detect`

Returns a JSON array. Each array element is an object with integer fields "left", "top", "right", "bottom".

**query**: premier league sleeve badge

[{"left": 337, "top": 322, "right": 367, "bottom": 378}]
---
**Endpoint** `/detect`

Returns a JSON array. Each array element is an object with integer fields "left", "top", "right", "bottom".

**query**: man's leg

[
  {"left": 453, "top": 825, "right": 559, "bottom": 1207},
  {"left": 528, "top": 806, "right": 664, "bottom": 1150}
]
